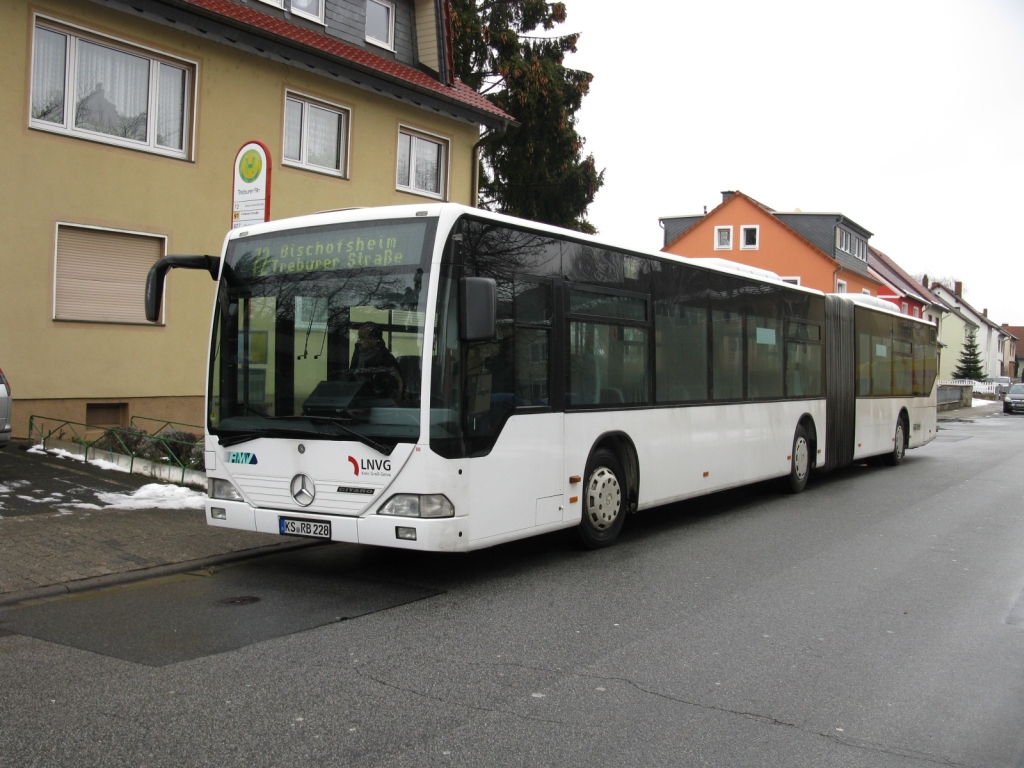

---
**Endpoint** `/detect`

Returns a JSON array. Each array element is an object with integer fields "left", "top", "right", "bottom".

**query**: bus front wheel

[
  {"left": 881, "top": 418, "right": 907, "bottom": 467},
  {"left": 578, "top": 448, "right": 626, "bottom": 549},
  {"left": 783, "top": 424, "right": 811, "bottom": 494}
]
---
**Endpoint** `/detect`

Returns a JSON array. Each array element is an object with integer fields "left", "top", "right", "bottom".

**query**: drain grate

[{"left": 216, "top": 595, "right": 261, "bottom": 606}]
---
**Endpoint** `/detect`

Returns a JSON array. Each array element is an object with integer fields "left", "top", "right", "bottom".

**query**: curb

[{"left": 0, "top": 539, "right": 324, "bottom": 609}]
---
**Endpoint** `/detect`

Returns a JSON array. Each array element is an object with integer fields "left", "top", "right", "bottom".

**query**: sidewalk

[
  {"left": 937, "top": 399, "right": 1002, "bottom": 422},
  {"left": 0, "top": 441, "right": 312, "bottom": 606}
]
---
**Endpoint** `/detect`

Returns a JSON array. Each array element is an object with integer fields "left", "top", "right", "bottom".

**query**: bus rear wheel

[
  {"left": 783, "top": 424, "right": 811, "bottom": 494},
  {"left": 578, "top": 448, "right": 626, "bottom": 549},
  {"left": 881, "top": 418, "right": 907, "bottom": 466}
]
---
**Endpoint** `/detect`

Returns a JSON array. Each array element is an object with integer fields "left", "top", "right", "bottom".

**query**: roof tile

[{"left": 176, "top": 0, "right": 511, "bottom": 121}]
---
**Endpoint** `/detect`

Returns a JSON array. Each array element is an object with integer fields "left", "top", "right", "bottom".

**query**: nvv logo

[
  {"left": 348, "top": 456, "right": 391, "bottom": 476},
  {"left": 228, "top": 452, "right": 258, "bottom": 465}
]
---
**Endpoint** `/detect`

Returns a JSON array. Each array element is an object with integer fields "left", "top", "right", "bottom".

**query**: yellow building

[{"left": 1, "top": 0, "right": 509, "bottom": 438}]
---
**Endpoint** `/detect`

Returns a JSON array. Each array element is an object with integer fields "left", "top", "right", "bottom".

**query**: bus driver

[{"left": 350, "top": 322, "right": 403, "bottom": 400}]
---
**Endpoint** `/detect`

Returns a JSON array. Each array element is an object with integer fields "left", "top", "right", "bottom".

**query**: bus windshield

[{"left": 209, "top": 217, "right": 437, "bottom": 450}]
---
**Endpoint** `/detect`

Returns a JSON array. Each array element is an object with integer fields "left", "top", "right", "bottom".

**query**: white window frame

[
  {"left": 282, "top": 91, "right": 351, "bottom": 178},
  {"left": 913, "top": 307, "right": 920, "bottom": 318},
  {"left": 901, "top": 301, "right": 909, "bottom": 313},
  {"left": 255, "top": 0, "right": 284, "bottom": 7},
  {"left": 290, "top": 0, "right": 325, "bottom": 25},
  {"left": 781, "top": 277, "right": 801, "bottom": 285},
  {"left": 862, "top": 288, "right": 871, "bottom": 295},
  {"left": 365, "top": 0, "right": 396, "bottom": 50},
  {"left": 53, "top": 222, "right": 167, "bottom": 325},
  {"left": 29, "top": 16, "right": 196, "bottom": 160},
  {"left": 740, "top": 225, "right": 759, "bottom": 250},
  {"left": 396, "top": 124, "right": 449, "bottom": 200},
  {"left": 836, "top": 279, "right": 847, "bottom": 293},
  {"left": 714, "top": 226, "right": 733, "bottom": 250}
]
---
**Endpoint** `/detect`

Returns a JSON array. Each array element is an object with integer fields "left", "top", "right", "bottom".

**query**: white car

[{"left": 0, "top": 367, "right": 10, "bottom": 448}]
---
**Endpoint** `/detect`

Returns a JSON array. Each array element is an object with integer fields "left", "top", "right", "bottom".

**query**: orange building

[{"left": 660, "top": 191, "right": 885, "bottom": 296}]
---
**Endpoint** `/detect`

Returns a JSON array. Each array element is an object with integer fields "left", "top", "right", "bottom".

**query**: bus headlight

[
  {"left": 378, "top": 494, "right": 454, "bottom": 518},
  {"left": 208, "top": 478, "right": 243, "bottom": 501}
]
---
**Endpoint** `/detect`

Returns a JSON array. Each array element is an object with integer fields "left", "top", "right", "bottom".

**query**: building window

[
  {"left": 836, "top": 280, "right": 847, "bottom": 293},
  {"left": 254, "top": 0, "right": 284, "bottom": 7},
  {"left": 30, "top": 20, "right": 194, "bottom": 158},
  {"left": 835, "top": 227, "right": 868, "bottom": 261},
  {"left": 901, "top": 302, "right": 909, "bottom": 314},
  {"left": 54, "top": 224, "right": 165, "bottom": 324},
  {"left": 781, "top": 277, "right": 801, "bottom": 285},
  {"left": 366, "top": 0, "right": 395, "bottom": 49},
  {"left": 397, "top": 126, "right": 448, "bottom": 198},
  {"left": 862, "top": 289, "right": 871, "bottom": 295},
  {"left": 740, "top": 225, "right": 759, "bottom": 250},
  {"left": 283, "top": 93, "right": 349, "bottom": 176},
  {"left": 913, "top": 307, "right": 920, "bottom": 318},
  {"left": 291, "top": 0, "right": 324, "bottom": 24},
  {"left": 86, "top": 403, "right": 127, "bottom": 428},
  {"left": 714, "top": 226, "right": 732, "bottom": 250}
]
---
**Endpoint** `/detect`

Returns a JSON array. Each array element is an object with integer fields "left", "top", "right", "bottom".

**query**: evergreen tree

[
  {"left": 450, "top": 0, "right": 604, "bottom": 233},
  {"left": 953, "top": 328, "right": 985, "bottom": 381}
]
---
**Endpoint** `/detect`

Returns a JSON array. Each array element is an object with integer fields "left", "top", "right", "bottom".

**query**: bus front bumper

[{"left": 206, "top": 500, "right": 469, "bottom": 552}]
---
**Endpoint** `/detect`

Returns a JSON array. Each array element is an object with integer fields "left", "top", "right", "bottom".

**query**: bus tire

[
  {"left": 578, "top": 448, "right": 627, "bottom": 549},
  {"left": 783, "top": 424, "right": 811, "bottom": 494},
  {"left": 881, "top": 417, "right": 907, "bottom": 467}
]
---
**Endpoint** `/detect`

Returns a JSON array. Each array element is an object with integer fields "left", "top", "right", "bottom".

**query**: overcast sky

[{"left": 563, "top": 0, "right": 1024, "bottom": 325}]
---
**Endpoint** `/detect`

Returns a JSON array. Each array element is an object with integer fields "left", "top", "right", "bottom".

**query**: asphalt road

[{"left": 2, "top": 412, "right": 1024, "bottom": 767}]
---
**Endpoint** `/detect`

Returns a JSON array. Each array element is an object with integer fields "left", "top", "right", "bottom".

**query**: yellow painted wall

[{"left": 0, "top": 0, "right": 480, "bottom": 435}]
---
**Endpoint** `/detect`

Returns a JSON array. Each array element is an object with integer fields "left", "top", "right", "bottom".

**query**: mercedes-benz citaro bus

[{"left": 145, "top": 204, "right": 937, "bottom": 551}]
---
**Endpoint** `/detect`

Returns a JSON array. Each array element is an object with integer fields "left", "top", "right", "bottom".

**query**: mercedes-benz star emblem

[{"left": 290, "top": 474, "right": 316, "bottom": 507}]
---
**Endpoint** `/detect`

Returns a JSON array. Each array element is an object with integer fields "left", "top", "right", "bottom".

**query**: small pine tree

[
  {"left": 952, "top": 328, "right": 985, "bottom": 381},
  {"left": 450, "top": 0, "right": 605, "bottom": 233}
]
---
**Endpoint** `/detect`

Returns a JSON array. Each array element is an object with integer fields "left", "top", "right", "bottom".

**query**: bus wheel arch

[{"left": 577, "top": 433, "right": 639, "bottom": 549}]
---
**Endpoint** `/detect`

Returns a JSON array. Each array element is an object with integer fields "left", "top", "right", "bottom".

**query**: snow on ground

[
  {"left": 61, "top": 483, "right": 206, "bottom": 511},
  {"left": 18, "top": 446, "right": 206, "bottom": 510},
  {"left": 972, "top": 398, "right": 998, "bottom": 408},
  {"left": 28, "top": 445, "right": 130, "bottom": 472}
]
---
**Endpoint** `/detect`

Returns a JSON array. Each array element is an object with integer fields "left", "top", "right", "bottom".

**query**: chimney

[
  {"left": 721, "top": 191, "right": 736, "bottom": 203},
  {"left": 983, "top": 308, "right": 988, "bottom": 317},
  {"left": 921, "top": 274, "right": 929, "bottom": 288},
  {"left": 955, "top": 281, "right": 963, "bottom": 296}
]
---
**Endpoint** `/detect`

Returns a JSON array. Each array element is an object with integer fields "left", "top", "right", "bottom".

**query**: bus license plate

[{"left": 279, "top": 518, "right": 331, "bottom": 538}]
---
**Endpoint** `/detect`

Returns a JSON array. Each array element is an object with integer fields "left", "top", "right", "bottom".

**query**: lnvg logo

[
  {"left": 348, "top": 455, "right": 391, "bottom": 477},
  {"left": 228, "top": 452, "right": 258, "bottom": 465}
]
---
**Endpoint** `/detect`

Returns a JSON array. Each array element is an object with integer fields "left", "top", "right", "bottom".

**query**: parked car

[
  {"left": 1003, "top": 384, "right": 1024, "bottom": 414},
  {"left": 0, "top": 367, "right": 10, "bottom": 449},
  {"left": 986, "top": 376, "right": 1012, "bottom": 395}
]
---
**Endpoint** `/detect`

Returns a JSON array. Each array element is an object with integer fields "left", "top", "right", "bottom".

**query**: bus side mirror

[
  {"left": 460, "top": 277, "right": 496, "bottom": 341},
  {"left": 145, "top": 255, "right": 221, "bottom": 322}
]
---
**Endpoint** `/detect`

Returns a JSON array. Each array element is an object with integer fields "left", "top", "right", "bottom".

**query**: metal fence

[
  {"left": 27, "top": 415, "right": 205, "bottom": 484},
  {"left": 940, "top": 379, "right": 998, "bottom": 394}
]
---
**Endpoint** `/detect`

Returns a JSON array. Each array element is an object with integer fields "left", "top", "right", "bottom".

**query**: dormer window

[
  {"left": 291, "top": 0, "right": 324, "bottom": 24},
  {"left": 366, "top": 0, "right": 395, "bottom": 50},
  {"left": 835, "top": 227, "right": 868, "bottom": 261}
]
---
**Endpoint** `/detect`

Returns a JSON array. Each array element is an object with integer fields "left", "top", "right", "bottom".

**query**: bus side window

[
  {"left": 710, "top": 274, "right": 744, "bottom": 401},
  {"left": 514, "top": 278, "right": 552, "bottom": 406},
  {"left": 653, "top": 262, "right": 708, "bottom": 404}
]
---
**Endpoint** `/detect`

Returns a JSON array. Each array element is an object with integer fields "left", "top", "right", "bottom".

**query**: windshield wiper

[
  {"left": 301, "top": 415, "right": 392, "bottom": 455},
  {"left": 219, "top": 416, "right": 393, "bottom": 455},
  {"left": 218, "top": 427, "right": 324, "bottom": 447}
]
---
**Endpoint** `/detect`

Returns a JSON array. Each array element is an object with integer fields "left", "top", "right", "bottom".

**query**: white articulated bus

[{"left": 146, "top": 204, "right": 937, "bottom": 551}]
